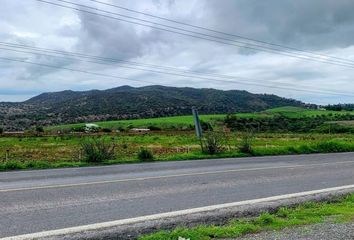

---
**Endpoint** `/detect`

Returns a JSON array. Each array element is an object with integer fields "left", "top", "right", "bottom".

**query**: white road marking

[
  {"left": 2, "top": 184, "right": 354, "bottom": 240},
  {"left": 1, "top": 160, "right": 354, "bottom": 193}
]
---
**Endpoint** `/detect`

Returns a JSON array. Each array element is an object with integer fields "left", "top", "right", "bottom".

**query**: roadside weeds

[{"left": 139, "top": 194, "right": 354, "bottom": 240}]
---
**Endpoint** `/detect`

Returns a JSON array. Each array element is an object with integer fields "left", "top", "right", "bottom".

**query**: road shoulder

[{"left": 236, "top": 222, "right": 354, "bottom": 240}]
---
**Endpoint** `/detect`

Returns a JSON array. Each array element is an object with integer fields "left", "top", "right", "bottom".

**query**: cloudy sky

[{"left": 1, "top": 0, "right": 354, "bottom": 104}]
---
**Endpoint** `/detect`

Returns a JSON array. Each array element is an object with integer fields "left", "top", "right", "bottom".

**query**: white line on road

[
  {"left": 1, "top": 160, "right": 354, "bottom": 193},
  {"left": 2, "top": 184, "right": 354, "bottom": 240}
]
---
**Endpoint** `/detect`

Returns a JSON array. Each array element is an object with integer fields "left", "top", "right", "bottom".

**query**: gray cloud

[
  {"left": 204, "top": 0, "right": 354, "bottom": 50},
  {"left": 0, "top": 0, "right": 353, "bottom": 104}
]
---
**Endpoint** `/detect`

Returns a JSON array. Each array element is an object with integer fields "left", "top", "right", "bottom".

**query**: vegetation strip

[
  {"left": 139, "top": 194, "right": 354, "bottom": 240},
  {"left": 1, "top": 106, "right": 354, "bottom": 172}
]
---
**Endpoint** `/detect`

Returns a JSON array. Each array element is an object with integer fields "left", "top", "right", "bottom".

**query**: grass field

[
  {"left": 139, "top": 194, "right": 354, "bottom": 240},
  {"left": 45, "top": 106, "right": 354, "bottom": 132},
  {"left": 46, "top": 114, "right": 226, "bottom": 131},
  {"left": 265, "top": 106, "right": 354, "bottom": 118},
  {"left": 1, "top": 132, "right": 354, "bottom": 171},
  {"left": 1, "top": 106, "right": 353, "bottom": 171}
]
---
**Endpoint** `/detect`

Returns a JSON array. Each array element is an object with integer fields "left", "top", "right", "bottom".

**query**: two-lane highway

[{"left": 1, "top": 152, "right": 354, "bottom": 238}]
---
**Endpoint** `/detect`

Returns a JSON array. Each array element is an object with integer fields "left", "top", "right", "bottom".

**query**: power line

[
  {"left": 2, "top": 42, "right": 353, "bottom": 96},
  {"left": 34, "top": 0, "right": 354, "bottom": 69},
  {"left": 1, "top": 50, "right": 353, "bottom": 98},
  {"left": 51, "top": 0, "right": 354, "bottom": 67},
  {"left": 0, "top": 56, "right": 156, "bottom": 85},
  {"left": 88, "top": 0, "right": 354, "bottom": 66},
  {"left": 1, "top": 41, "right": 333, "bottom": 92}
]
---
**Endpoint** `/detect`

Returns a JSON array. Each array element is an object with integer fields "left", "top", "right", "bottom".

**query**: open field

[
  {"left": 140, "top": 194, "right": 354, "bottom": 240},
  {"left": 1, "top": 132, "right": 354, "bottom": 171},
  {"left": 1, "top": 107, "right": 353, "bottom": 171},
  {"left": 45, "top": 106, "right": 354, "bottom": 132},
  {"left": 264, "top": 106, "right": 354, "bottom": 117},
  {"left": 46, "top": 114, "right": 227, "bottom": 131}
]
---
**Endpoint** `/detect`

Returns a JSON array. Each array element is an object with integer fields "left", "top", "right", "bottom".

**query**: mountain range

[{"left": 0, "top": 85, "right": 306, "bottom": 130}]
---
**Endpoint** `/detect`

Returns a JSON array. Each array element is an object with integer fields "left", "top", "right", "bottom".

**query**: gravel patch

[{"left": 231, "top": 222, "right": 354, "bottom": 240}]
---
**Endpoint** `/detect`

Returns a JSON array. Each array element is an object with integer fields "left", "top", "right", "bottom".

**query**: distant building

[
  {"left": 4, "top": 131, "right": 25, "bottom": 135},
  {"left": 85, "top": 124, "right": 100, "bottom": 132},
  {"left": 130, "top": 128, "right": 150, "bottom": 132}
]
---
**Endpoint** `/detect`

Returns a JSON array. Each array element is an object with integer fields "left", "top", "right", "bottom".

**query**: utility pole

[{"left": 192, "top": 107, "right": 202, "bottom": 138}]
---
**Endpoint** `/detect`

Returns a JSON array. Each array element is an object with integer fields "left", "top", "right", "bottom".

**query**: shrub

[
  {"left": 148, "top": 125, "right": 162, "bottom": 131},
  {"left": 2, "top": 160, "right": 25, "bottom": 170},
  {"left": 81, "top": 138, "right": 116, "bottom": 163},
  {"left": 200, "top": 120, "right": 213, "bottom": 131},
  {"left": 239, "top": 132, "right": 254, "bottom": 154},
  {"left": 117, "top": 126, "right": 126, "bottom": 132},
  {"left": 0, "top": 127, "right": 3, "bottom": 134},
  {"left": 138, "top": 148, "right": 154, "bottom": 162},
  {"left": 36, "top": 126, "right": 44, "bottom": 133},
  {"left": 314, "top": 141, "right": 351, "bottom": 153},
  {"left": 24, "top": 161, "right": 51, "bottom": 169},
  {"left": 72, "top": 126, "right": 86, "bottom": 132},
  {"left": 200, "top": 132, "right": 225, "bottom": 155},
  {"left": 296, "top": 144, "right": 315, "bottom": 154},
  {"left": 102, "top": 128, "right": 112, "bottom": 133}
]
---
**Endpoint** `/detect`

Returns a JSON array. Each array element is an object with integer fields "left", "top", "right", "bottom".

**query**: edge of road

[
  {"left": 2, "top": 152, "right": 354, "bottom": 175},
  {"left": 3, "top": 184, "right": 354, "bottom": 240}
]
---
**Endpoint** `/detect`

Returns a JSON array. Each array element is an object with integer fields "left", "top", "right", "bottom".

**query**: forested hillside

[{"left": 0, "top": 85, "right": 305, "bottom": 130}]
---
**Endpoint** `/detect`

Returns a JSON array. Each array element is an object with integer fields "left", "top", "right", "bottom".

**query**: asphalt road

[{"left": 1, "top": 152, "right": 354, "bottom": 238}]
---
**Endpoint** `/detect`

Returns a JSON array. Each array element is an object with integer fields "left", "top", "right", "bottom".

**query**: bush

[
  {"left": 72, "top": 126, "right": 86, "bottom": 132},
  {"left": 200, "top": 132, "right": 225, "bottom": 155},
  {"left": 148, "top": 125, "right": 162, "bottom": 131},
  {"left": 24, "top": 161, "right": 51, "bottom": 169},
  {"left": 239, "top": 132, "right": 254, "bottom": 154},
  {"left": 0, "top": 127, "right": 3, "bottom": 134},
  {"left": 138, "top": 148, "right": 154, "bottom": 162},
  {"left": 102, "top": 128, "right": 112, "bottom": 133},
  {"left": 314, "top": 124, "right": 354, "bottom": 134},
  {"left": 200, "top": 120, "right": 213, "bottom": 131},
  {"left": 314, "top": 141, "right": 351, "bottom": 153},
  {"left": 224, "top": 114, "right": 354, "bottom": 133},
  {"left": 81, "top": 138, "right": 116, "bottom": 163},
  {"left": 36, "top": 126, "right": 44, "bottom": 133},
  {"left": 117, "top": 126, "right": 126, "bottom": 132},
  {"left": 2, "top": 160, "right": 25, "bottom": 170}
]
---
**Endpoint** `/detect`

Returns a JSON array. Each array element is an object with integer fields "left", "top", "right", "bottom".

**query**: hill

[{"left": 0, "top": 85, "right": 305, "bottom": 130}]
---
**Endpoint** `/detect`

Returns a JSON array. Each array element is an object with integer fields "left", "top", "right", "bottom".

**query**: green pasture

[{"left": 46, "top": 106, "right": 354, "bottom": 132}]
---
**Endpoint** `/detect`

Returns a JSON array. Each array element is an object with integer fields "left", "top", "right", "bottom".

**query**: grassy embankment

[
  {"left": 1, "top": 107, "right": 354, "bottom": 171},
  {"left": 139, "top": 194, "right": 354, "bottom": 240},
  {"left": 1, "top": 132, "right": 354, "bottom": 171}
]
